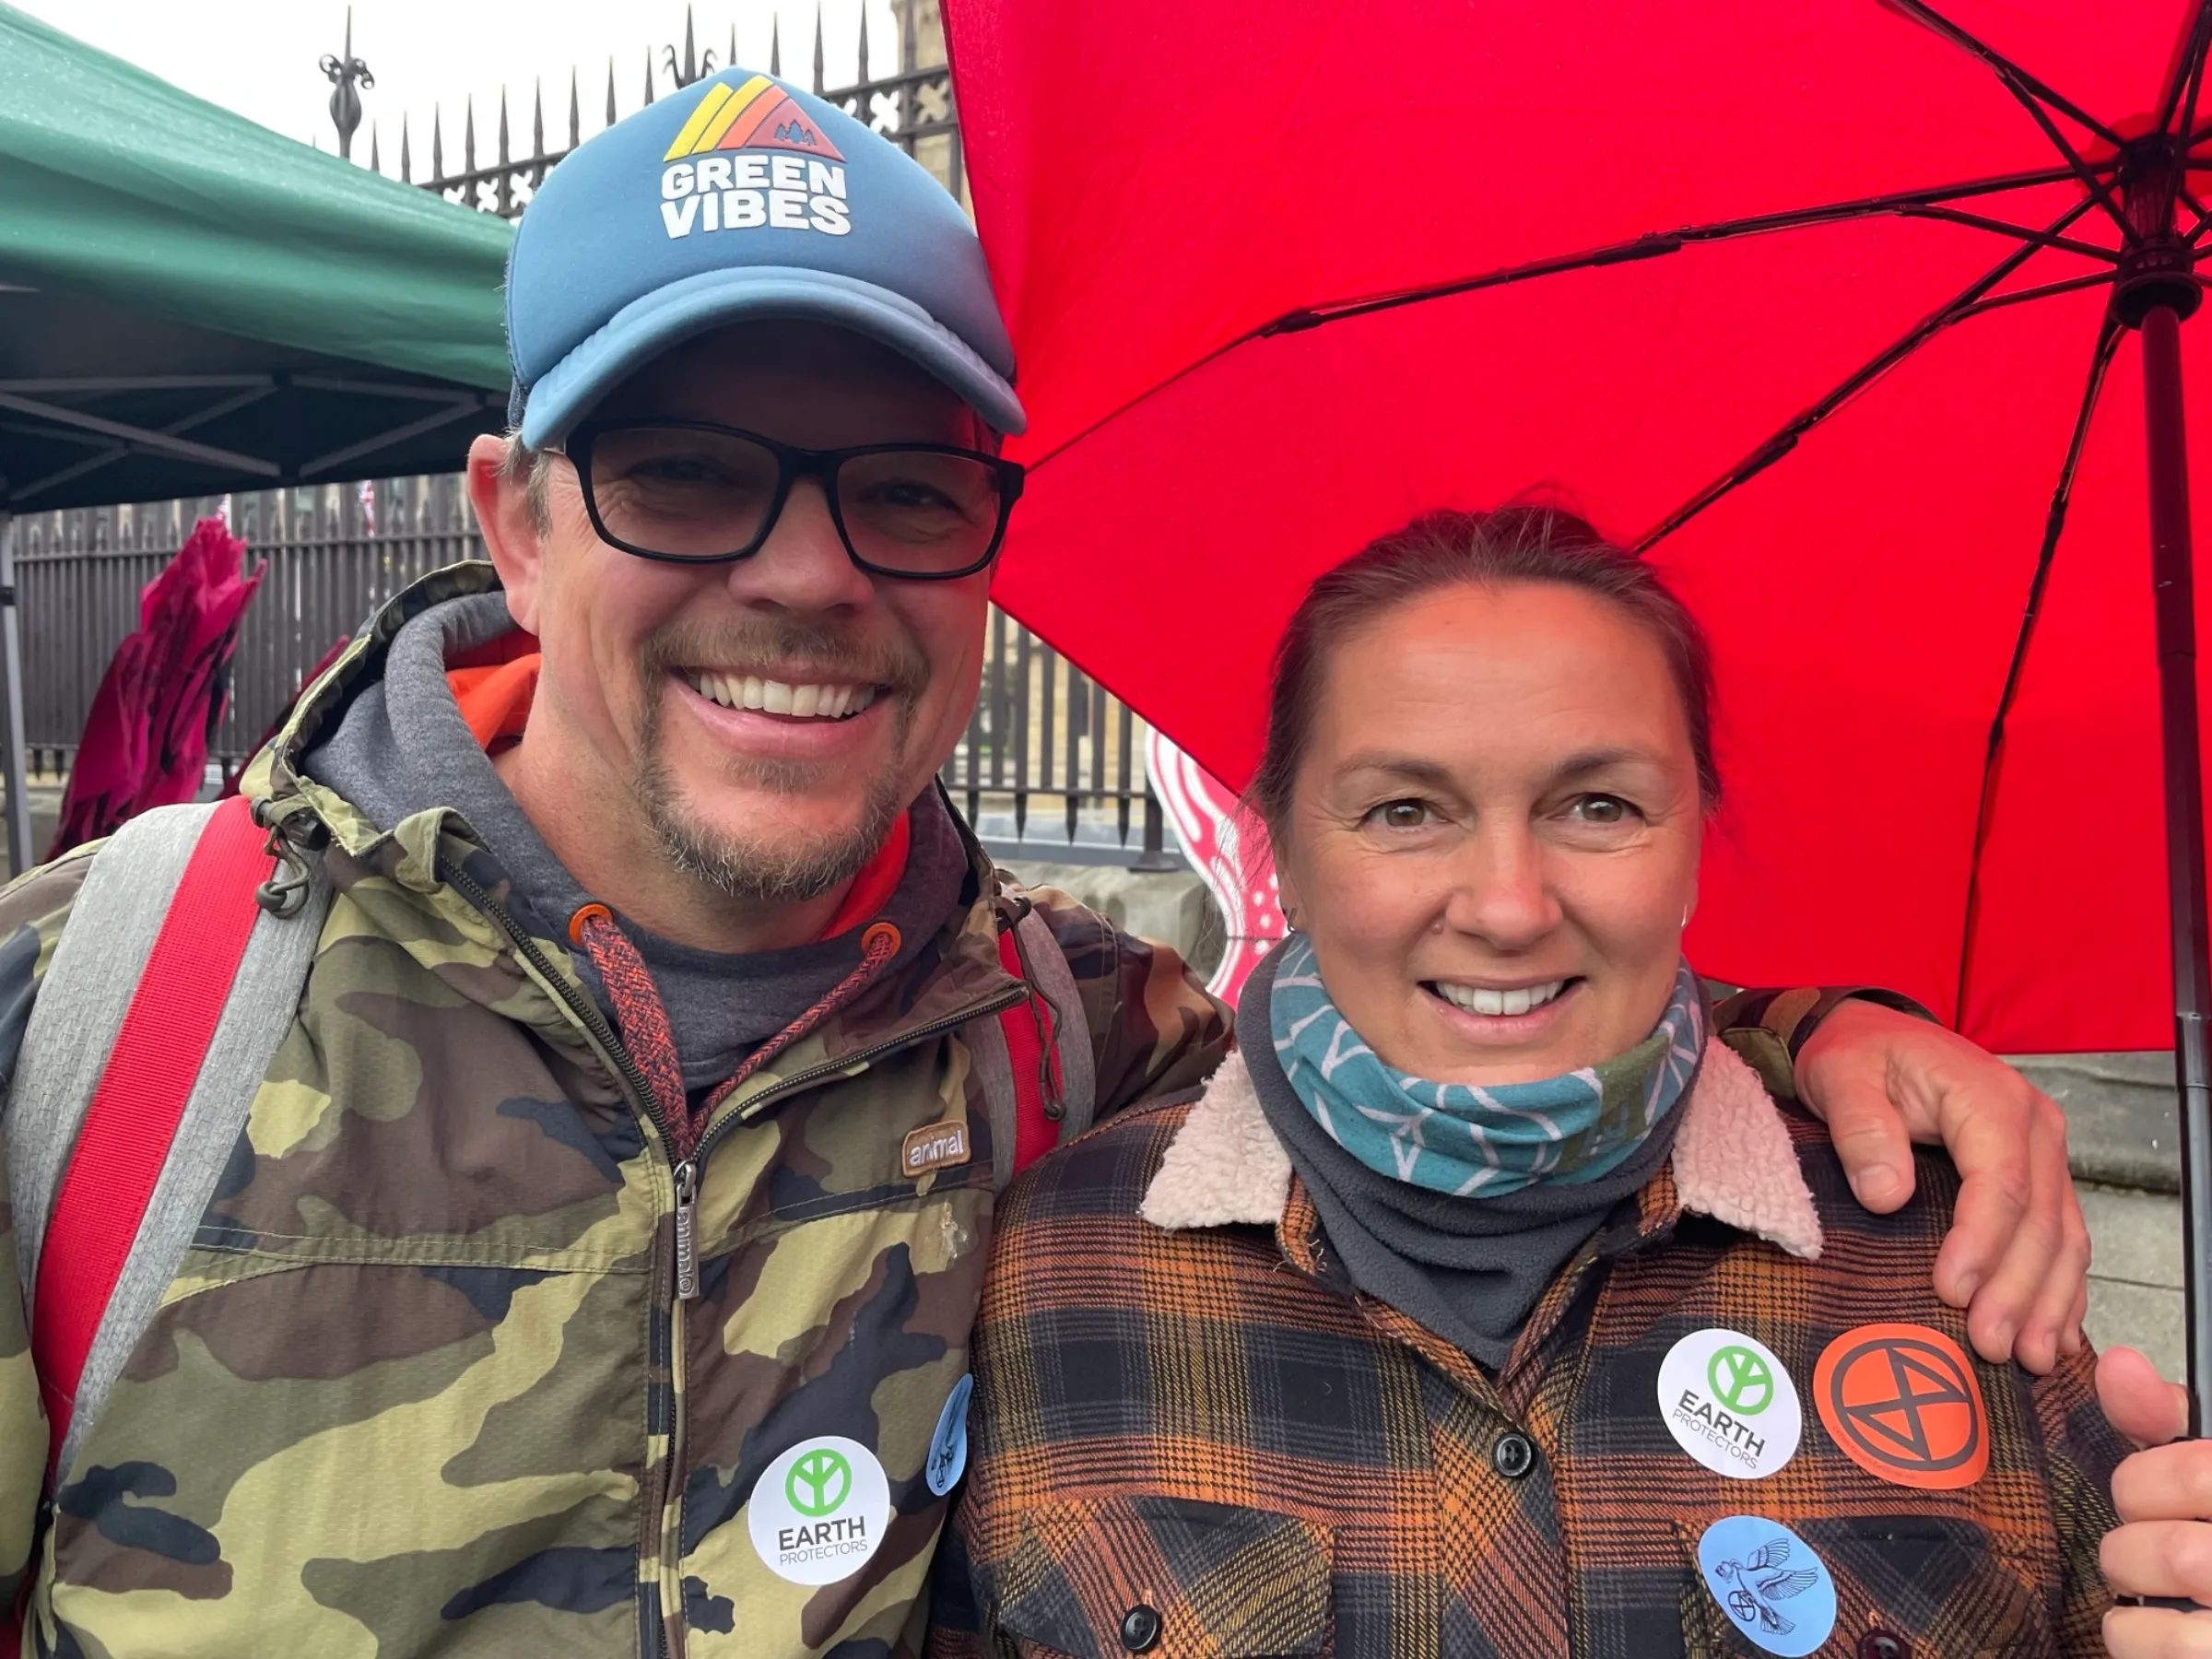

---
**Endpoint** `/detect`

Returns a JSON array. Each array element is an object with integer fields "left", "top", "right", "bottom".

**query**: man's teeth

[
  {"left": 1435, "top": 980, "right": 1569, "bottom": 1018},
  {"left": 685, "top": 671, "right": 879, "bottom": 720}
]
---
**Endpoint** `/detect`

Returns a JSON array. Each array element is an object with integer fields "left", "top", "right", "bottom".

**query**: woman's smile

[{"left": 1423, "top": 973, "right": 1584, "bottom": 1043}]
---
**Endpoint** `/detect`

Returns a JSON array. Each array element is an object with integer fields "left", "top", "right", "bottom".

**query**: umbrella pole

[
  {"left": 0, "top": 513, "right": 31, "bottom": 879},
  {"left": 2138, "top": 300, "right": 2212, "bottom": 1434}
]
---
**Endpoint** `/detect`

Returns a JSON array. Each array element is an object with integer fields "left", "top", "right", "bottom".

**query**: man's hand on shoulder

[{"left": 1795, "top": 996, "right": 2087, "bottom": 1375}]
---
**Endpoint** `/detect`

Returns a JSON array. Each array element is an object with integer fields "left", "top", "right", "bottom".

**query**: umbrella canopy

[
  {"left": 948, "top": 0, "right": 2212, "bottom": 1060},
  {"left": 0, "top": 1, "right": 514, "bottom": 511}
]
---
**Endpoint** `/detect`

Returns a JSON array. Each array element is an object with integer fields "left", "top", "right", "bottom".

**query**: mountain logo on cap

[{"left": 664, "top": 74, "right": 847, "bottom": 163}]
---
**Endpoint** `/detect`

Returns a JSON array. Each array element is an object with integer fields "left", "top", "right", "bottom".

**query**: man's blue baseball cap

[{"left": 505, "top": 66, "right": 1024, "bottom": 447}]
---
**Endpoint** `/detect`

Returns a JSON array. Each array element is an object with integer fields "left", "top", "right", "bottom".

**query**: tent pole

[
  {"left": 0, "top": 514, "right": 30, "bottom": 878},
  {"left": 0, "top": 514, "right": 29, "bottom": 877},
  {"left": 2140, "top": 300, "right": 2212, "bottom": 1435}
]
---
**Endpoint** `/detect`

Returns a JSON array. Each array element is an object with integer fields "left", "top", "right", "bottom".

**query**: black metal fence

[
  {"left": 16, "top": 482, "right": 1170, "bottom": 864},
  {"left": 18, "top": 2, "right": 1174, "bottom": 865},
  {"left": 393, "top": 0, "right": 962, "bottom": 218},
  {"left": 16, "top": 478, "right": 477, "bottom": 775}
]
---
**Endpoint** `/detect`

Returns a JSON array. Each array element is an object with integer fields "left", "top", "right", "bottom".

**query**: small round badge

[
  {"left": 1814, "top": 1323, "right": 1989, "bottom": 1490},
  {"left": 926, "top": 1372, "right": 974, "bottom": 1497},
  {"left": 747, "top": 1435, "right": 893, "bottom": 1585},
  {"left": 1656, "top": 1328, "right": 1803, "bottom": 1479},
  {"left": 1697, "top": 1515, "right": 1838, "bottom": 1657}
]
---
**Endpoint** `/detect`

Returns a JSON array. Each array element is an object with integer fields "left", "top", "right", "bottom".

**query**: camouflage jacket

[{"left": 0, "top": 567, "right": 1232, "bottom": 1658}]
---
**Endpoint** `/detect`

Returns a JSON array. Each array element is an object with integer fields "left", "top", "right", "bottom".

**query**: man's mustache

[{"left": 637, "top": 617, "right": 929, "bottom": 699}]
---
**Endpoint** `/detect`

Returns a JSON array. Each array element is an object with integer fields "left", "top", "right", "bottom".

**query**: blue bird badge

[
  {"left": 925, "top": 1373, "right": 973, "bottom": 1497},
  {"left": 1696, "top": 1516, "right": 1837, "bottom": 1657}
]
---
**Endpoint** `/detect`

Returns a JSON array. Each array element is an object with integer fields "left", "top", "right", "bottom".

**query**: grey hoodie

[{"left": 302, "top": 588, "right": 971, "bottom": 1095}]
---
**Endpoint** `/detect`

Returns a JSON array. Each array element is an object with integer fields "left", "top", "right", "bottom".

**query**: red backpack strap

[
  {"left": 29, "top": 796, "right": 276, "bottom": 1472},
  {"left": 996, "top": 926, "right": 1065, "bottom": 1175}
]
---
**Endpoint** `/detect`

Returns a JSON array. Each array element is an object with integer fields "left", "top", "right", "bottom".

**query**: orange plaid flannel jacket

[{"left": 928, "top": 1018, "right": 2124, "bottom": 1659}]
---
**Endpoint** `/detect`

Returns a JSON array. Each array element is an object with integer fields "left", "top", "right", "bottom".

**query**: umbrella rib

[
  {"left": 1023, "top": 171, "right": 2091, "bottom": 478},
  {"left": 1881, "top": 0, "right": 2134, "bottom": 240},
  {"left": 1952, "top": 269, "right": 2120, "bottom": 318},
  {"left": 1259, "top": 167, "right": 2089, "bottom": 338},
  {"left": 1882, "top": 0, "right": 2124, "bottom": 148},
  {"left": 1630, "top": 194, "right": 2102, "bottom": 554},
  {"left": 2157, "top": 0, "right": 2212, "bottom": 141},
  {"left": 1892, "top": 206, "right": 2119, "bottom": 263},
  {"left": 1953, "top": 314, "right": 2124, "bottom": 1022}
]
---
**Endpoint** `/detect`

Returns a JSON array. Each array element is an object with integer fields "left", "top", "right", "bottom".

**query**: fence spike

[
  {"left": 569, "top": 68, "right": 582, "bottom": 148},
  {"left": 533, "top": 77, "right": 545, "bottom": 156},
  {"left": 901, "top": 0, "right": 918, "bottom": 74},
  {"left": 606, "top": 57, "right": 618, "bottom": 127},
  {"left": 682, "top": 6, "right": 697, "bottom": 84},
  {"left": 728, "top": 22, "right": 737, "bottom": 75},
  {"left": 399, "top": 111, "right": 412, "bottom": 182},
  {"left": 643, "top": 47, "right": 655, "bottom": 105},
  {"left": 813, "top": 4, "right": 826, "bottom": 94},
  {"left": 498, "top": 88, "right": 511, "bottom": 166},
  {"left": 369, "top": 121, "right": 381, "bottom": 173},
  {"left": 857, "top": 4, "right": 869, "bottom": 82},
  {"left": 430, "top": 104, "right": 443, "bottom": 179},
  {"left": 770, "top": 13, "right": 782, "bottom": 76},
  {"left": 464, "top": 94, "right": 476, "bottom": 172}
]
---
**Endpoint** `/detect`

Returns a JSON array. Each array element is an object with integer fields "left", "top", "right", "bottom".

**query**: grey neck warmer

[
  {"left": 302, "top": 590, "right": 972, "bottom": 1094},
  {"left": 1239, "top": 943, "right": 1691, "bottom": 1370}
]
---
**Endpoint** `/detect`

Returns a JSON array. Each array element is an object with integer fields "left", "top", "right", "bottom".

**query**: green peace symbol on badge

[
  {"left": 786, "top": 1447, "right": 853, "bottom": 1517},
  {"left": 1708, "top": 1345, "right": 1776, "bottom": 1415}
]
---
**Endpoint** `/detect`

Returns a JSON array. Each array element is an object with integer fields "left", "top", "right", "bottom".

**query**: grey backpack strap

[
  {"left": 4, "top": 801, "right": 329, "bottom": 1477},
  {"left": 968, "top": 900, "right": 1100, "bottom": 1192},
  {"left": 1015, "top": 908, "right": 1096, "bottom": 1146}
]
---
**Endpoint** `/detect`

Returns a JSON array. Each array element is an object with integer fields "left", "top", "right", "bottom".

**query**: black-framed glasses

[{"left": 560, "top": 418, "right": 1025, "bottom": 581}]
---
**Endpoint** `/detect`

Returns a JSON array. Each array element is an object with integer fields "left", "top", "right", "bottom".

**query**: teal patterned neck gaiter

[{"left": 1268, "top": 936, "right": 1705, "bottom": 1197}]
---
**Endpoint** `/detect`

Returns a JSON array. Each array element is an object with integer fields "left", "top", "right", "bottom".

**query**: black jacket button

[
  {"left": 1120, "top": 1603, "right": 1162, "bottom": 1653},
  {"left": 1493, "top": 1430, "right": 1536, "bottom": 1479},
  {"left": 1858, "top": 1632, "right": 1908, "bottom": 1659}
]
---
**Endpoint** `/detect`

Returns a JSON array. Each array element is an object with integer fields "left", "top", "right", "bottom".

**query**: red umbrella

[
  {"left": 52, "top": 515, "right": 264, "bottom": 855},
  {"left": 947, "top": 1, "right": 2212, "bottom": 1414}
]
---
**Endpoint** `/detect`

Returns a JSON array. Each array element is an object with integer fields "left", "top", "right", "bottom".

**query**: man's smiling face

[{"left": 498, "top": 319, "right": 991, "bottom": 905}]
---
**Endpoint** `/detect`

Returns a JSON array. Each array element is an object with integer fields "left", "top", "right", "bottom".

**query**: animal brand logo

[
  {"left": 658, "top": 75, "right": 852, "bottom": 239},
  {"left": 901, "top": 1119, "right": 971, "bottom": 1178},
  {"left": 1813, "top": 1323, "right": 1988, "bottom": 1489}
]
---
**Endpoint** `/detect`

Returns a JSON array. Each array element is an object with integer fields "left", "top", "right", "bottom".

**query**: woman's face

[{"left": 1274, "top": 580, "right": 1704, "bottom": 1085}]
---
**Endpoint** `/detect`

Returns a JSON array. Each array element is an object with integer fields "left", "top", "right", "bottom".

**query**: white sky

[{"left": 16, "top": 0, "right": 905, "bottom": 165}]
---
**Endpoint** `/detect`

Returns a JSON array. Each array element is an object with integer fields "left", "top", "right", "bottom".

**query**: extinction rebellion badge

[
  {"left": 747, "top": 1435, "right": 893, "bottom": 1585},
  {"left": 1655, "top": 1328, "right": 1804, "bottom": 1479},
  {"left": 1813, "top": 1323, "right": 1989, "bottom": 1489}
]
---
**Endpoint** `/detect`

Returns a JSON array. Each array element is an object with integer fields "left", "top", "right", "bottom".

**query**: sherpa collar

[{"left": 1140, "top": 1037, "right": 1823, "bottom": 1261}]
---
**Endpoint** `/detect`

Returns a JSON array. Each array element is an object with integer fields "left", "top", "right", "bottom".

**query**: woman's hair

[{"left": 1248, "top": 505, "right": 1722, "bottom": 829}]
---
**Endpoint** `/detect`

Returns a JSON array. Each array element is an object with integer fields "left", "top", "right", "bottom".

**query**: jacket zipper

[
  {"left": 436, "top": 859, "right": 691, "bottom": 1659},
  {"left": 667, "top": 987, "right": 1030, "bottom": 1299},
  {"left": 438, "top": 856, "right": 1029, "bottom": 1653}
]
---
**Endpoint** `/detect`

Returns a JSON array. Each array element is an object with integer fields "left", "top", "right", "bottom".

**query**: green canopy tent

[{"left": 0, "top": 2, "right": 514, "bottom": 865}]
